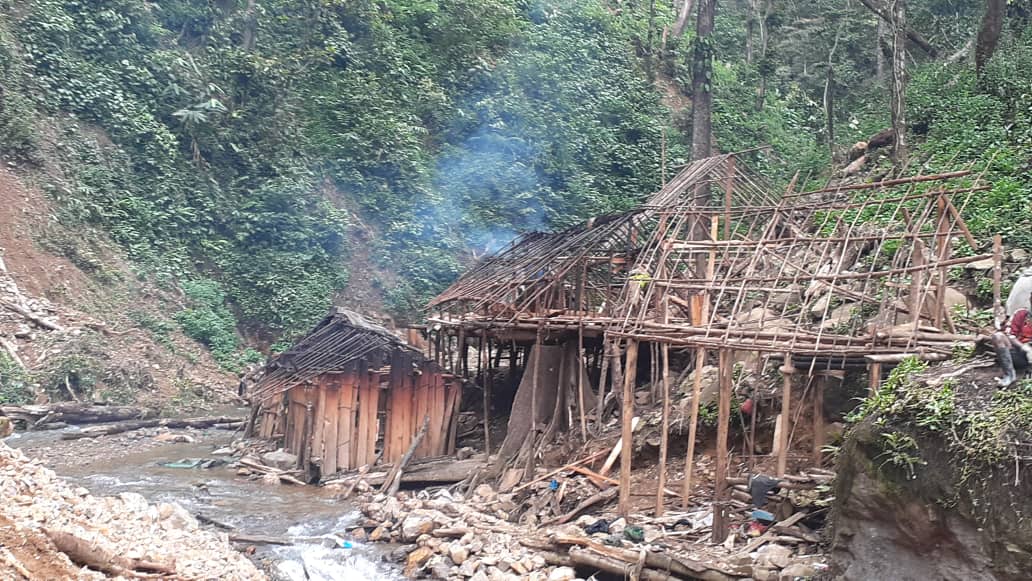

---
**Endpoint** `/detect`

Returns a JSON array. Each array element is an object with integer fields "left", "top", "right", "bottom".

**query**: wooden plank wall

[{"left": 269, "top": 352, "right": 460, "bottom": 477}]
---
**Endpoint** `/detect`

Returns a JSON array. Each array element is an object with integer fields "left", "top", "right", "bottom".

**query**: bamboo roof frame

[{"left": 429, "top": 153, "right": 993, "bottom": 360}]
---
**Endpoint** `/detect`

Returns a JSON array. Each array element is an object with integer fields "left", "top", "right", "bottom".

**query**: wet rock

[
  {"left": 404, "top": 546, "right": 434, "bottom": 576},
  {"left": 260, "top": 449, "right": 298, "bottom": 470}
]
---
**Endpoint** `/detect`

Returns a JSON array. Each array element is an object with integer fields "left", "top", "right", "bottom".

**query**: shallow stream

[{"left": 9, "top": 425, "right": 399, "bottom": 581}]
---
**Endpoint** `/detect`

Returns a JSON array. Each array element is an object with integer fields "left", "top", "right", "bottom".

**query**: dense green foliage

[{"left": 0, "top": 0, "right": 1029, "bottom": 353}]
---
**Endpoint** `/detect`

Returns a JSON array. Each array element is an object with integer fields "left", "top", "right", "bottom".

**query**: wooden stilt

[
  {"left": 682, "top": 346, "right": 705, "bottom": 508},
  {"left": 813, "top": 375, "right": 825, "bottom": 465},
  {"left": 777, "top": 356, "right": 794, "bottom": 478},
  {"left": 482, "top": 331, "right": 492, "bottom": 456},
  {"left": 577, "top": 323, "right": 587, "bottom": 440},
  {"left": 711, "top": 349, "right": 732, "bottom": 544},
  {"left": 525, "top": 324, "right": 543, "bottom": 481},
  {"left": 656, "top": 340, "right": 671, "bottom": 516},
  {"left": 618, "top": 340, "right": 639, "bottom": 517},
  {"left": 595, "top": 339, "right": 611, "bottom": 434}
]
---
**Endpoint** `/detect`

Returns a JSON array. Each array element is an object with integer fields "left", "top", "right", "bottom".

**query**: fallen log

[
  {"left": 0, "top": 299, "right": 63, "bottom": 331},
  {"left": 61, "top": 416, "right": 244, "bottom": 440},
  {"left": 553, "top": 534, "right": 736, "bottom": 579},
  {"left": 45, "top": 528, "right": 176, "bottom": 578},
  {"left": 382, "top": 414, "right": 430, "bottom": 497},
  {"left": 228, "top": 534, "right": 293, "bottom": 546},
  {"left": 2, "top": 403, "right": 154, "bottom": 427},
  {"left": 568, "top": 547, "right": 731, "bottom": 581}
]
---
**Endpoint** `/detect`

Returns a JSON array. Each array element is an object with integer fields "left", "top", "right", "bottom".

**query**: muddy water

[{"left": 9, "top": 429, "right": 400, "bottom": 581}]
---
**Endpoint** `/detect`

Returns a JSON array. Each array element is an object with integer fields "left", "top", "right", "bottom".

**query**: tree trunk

[
  {"left": 857, "top": 0, "right": 939, "bottom": 57},
  {"left": 824, "top": 26, "right": 843, "bottom": 159},
  {"left": 691, "top": 0, "right": 716, "bottom": 163},
  {"left": 975, "top": 0, "right": 1005, "bottom": 76},
  {"left": 672, "top": 0, "right": 695, "bottom": 38},
  {"left": 876, "top": 19, "right": 886, "bottom": 83},
  {"left": 754, "top": 0, "right": 771, "bottom": 111},
  {"left": 889, "top": 0, "right": 907, "bottom": 166},
  {"left": 242, "top": 0, "right": 258, "bottom": 52}
]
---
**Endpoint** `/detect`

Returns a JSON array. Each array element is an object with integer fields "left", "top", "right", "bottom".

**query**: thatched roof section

[{"left": 253, "top": 307, "right": 421, "bottom": 399}]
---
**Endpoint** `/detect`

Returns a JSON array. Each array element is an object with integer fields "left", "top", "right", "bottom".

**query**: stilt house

[{"left": 252, "top": 308, "right": 461, "bottom": 478}]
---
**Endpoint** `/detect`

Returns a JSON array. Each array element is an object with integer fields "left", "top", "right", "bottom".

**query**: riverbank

[{"left": 0, "top": 440, "right": 263, "bottom": 579}]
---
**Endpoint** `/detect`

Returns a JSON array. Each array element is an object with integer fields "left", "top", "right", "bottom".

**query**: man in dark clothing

[{"left": 991, "top": 294, "right": 1032, "bottom": 387}]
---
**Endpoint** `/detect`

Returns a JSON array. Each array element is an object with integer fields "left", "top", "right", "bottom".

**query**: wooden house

[{"left": 252, "top": 308, "right": 462, "bottom": 478}]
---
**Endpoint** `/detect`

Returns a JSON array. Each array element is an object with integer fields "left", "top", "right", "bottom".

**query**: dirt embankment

[
  {"left": 831, "top": 360, "right": 1032, "bottom": 580},
  {"left": 0, "top": 441, "right": 264, "bottom": 580},
  {"left": 0, "top": 167, "right": 236, "bottom": 410}
]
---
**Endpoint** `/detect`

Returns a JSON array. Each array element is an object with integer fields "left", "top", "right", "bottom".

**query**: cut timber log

[
  {"left": 554, "top": 535, "right": 737, "bottom": 580},
  {"left": 60, "top": 416, "right": 244, "bottom": 440},
  {"left": 2, "top": 403, "right": 154, "bottom": 426},
  {"left": 228, "top": 534, "right": 293, "bottom": 546}
]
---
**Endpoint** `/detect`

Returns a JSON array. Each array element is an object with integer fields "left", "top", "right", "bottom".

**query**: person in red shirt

[{"left": 992, "top": 294, "right": 1032, "bottom": 387}]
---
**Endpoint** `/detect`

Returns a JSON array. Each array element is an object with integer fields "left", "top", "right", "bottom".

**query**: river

[{"left": 7, "top": 423, "right": 400, "bottom": 581}]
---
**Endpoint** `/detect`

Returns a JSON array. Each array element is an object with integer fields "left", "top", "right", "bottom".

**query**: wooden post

[
  {"left": 993, "top": 234, "right": 1003, "bottom": 325},
  {"left": 525, "top": 324, "right": 543, "bottom": 481},
  {"left": 595, "top": 339, "right": 611, "bottom": 434},
  {"left": 777, "top": 356, "right": 794, "bottom": 478},
  {"left": 813, "top": 375, "right": 825, "bottom": 465},
  {"left": 868, "top": 361, "right": 882, "bottom": 397},
  {"left": 618, "top": 340, "right": 639, "bottom": 517},
  {"left": 457, "top": 327, "right": 467, "bottom": 376},
  {"left": 711, "top": 349, "right": 732, "bottom": 544},
  {"left": 655, "top": 316, "right": 671, "bottom": 515},
  {"left": 577, "top": 323, "right": 588, "bottom": 440},
  {"left": 933, "top": 195, "right": 949, "bottom": 328},
  {"left": 682, "top": 347, "right": 705, "bottom": 508},
  {"left": 909, "top": 239, "right": 926, "bottom": 331},
  {"left": 481, "top": 331, "right": 492, "bottom": 456},
  {"left": 723, "top": 156, "right": 735, "bottom": 240}
]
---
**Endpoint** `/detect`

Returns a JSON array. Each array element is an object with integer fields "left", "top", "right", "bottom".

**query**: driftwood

[
  {"left": 543, "top": 487, "right": 618, "bottom": 526},
  {"left": 2, "top": 403, "right": 154, "bottom": 427},
  {"left": 382, "top": 414, "right": 430, "bottom": 496},
  {"left": 733, "top": 511, "right": 808, "bottom": 556},
  {"left": 238, "top": 458, "right": 307, "bottom": 485},
  {"left": 45, "top": 529, "right": 175, "bottom": 578},
  {"left": 61, "top": 416, "right": 244, "bottom": 440},
  {"left": 340, "top": 450, "right": 384, "bottom": 498},
  {"left": 228, "top": 534, "right": 293, "bottom": 546},
  {"left": 195, "top": 513, "right": 235, "bottom": 530}
]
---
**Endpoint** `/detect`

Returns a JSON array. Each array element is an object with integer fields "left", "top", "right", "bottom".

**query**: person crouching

[{"left": 991, "top": 294, "right": 1032, "bottom": 387}]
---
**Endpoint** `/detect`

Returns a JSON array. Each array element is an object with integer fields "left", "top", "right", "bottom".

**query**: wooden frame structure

[
  {"left": 253, "top": 308, "right": 461, "bottom": 478},
  {"left": 426, "top": 153, "right": 997, "bottom": 524}
]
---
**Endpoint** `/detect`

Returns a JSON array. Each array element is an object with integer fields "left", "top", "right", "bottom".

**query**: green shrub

[{"left": 0, "top": 353, "right": 33, "bottom": 404}]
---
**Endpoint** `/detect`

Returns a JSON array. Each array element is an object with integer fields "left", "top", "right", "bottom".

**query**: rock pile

[
  {"left": 0, "top": 441, "right": 265, "bottom": 580},
  {"left": 353, "top": 483, "right": 828, "bottom": 581}
]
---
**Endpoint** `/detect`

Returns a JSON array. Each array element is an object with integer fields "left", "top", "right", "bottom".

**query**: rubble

[
  {"left": 348, "top": 471, "right": 830, "bottom": 581},
  {"left": 0, "top": 441, "right": 264, "bottom": 580}
]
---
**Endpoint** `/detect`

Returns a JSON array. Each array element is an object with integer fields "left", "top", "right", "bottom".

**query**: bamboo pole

[
  {"left": 813, "top": 376, "right": 825, "bottom": 465},
  {"left": 482, "top": 330, "right": 492, "bottom": 455},
  {"left": 618, "top": 340, "right": 639, "bottom": 517},
  {"left": 777, "top": 356, "right": 794, "bottom": 477},
  {"left": 993, "top": 234, "right": 1003, "bottom": 325},
  {"left": 577, "top": 323, "right": 587, "bottom": 440},
  {"left": 656, "top": 298, "right": 671, "bottom": 516},
  {"left": 526, "top": 324, "right": 543, "bottom": 481},
  {"left": 711, "top": 349, "right": 733, "bottom": 543}
]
